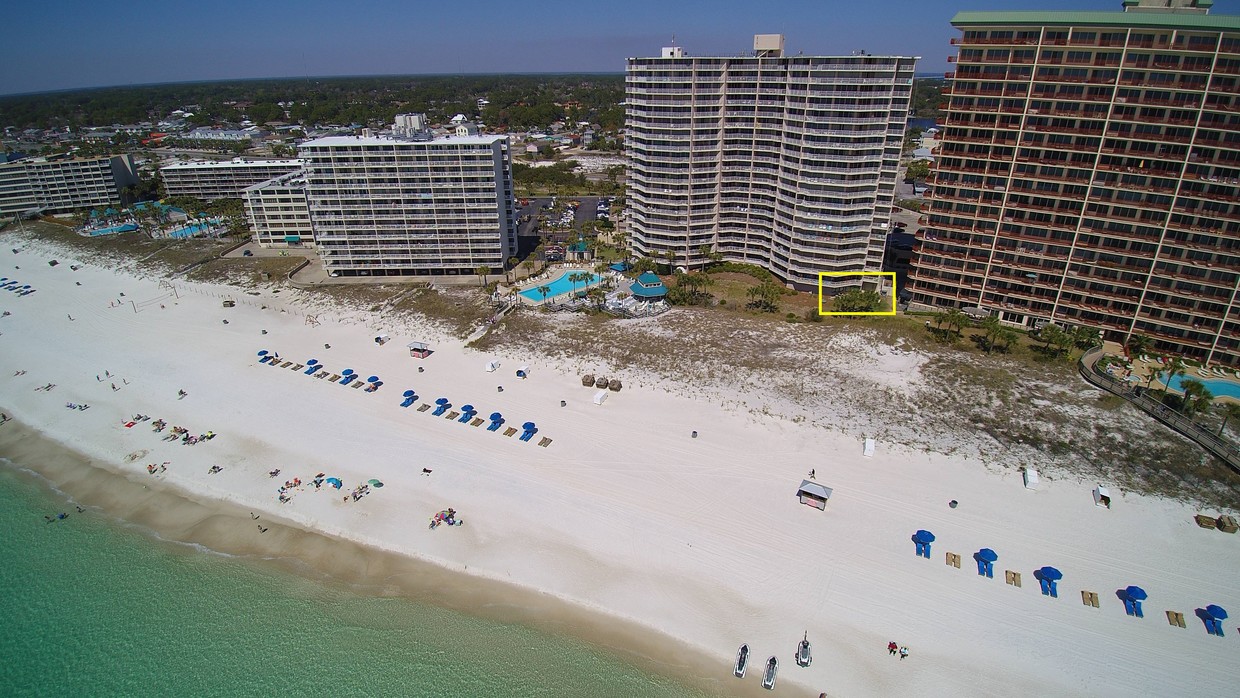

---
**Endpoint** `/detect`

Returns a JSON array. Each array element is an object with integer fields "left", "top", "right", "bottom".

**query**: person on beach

[
  {"left": 809, "top": 469, "right": 816, "bottom": 479},
  {"left": 899, "top": 647, "right": 909, "bottom": 660},
  {"left": 111, "top": 383, "right": 117, "bottom": 391},
  {"left": 888, "top": 641, "right": 898, "bottom": 656}
]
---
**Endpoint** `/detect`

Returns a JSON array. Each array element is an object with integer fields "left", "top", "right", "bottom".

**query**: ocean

[{"left": 0, "top": 459, "right": 711, "bottom": 697}]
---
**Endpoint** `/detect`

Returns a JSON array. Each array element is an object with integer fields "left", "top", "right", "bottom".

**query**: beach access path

[{"left": 0, "top": 237, "right": 1237, "bottom": 698}]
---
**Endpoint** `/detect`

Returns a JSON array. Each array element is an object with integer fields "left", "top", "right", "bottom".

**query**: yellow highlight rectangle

[{"left": 817, "top": 272, "right": 897, "bottom": 316}]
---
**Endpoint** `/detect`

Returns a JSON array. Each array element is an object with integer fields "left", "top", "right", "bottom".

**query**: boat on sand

[
  {"left": 762, "top": 655, "right": 778, "bottom": 690},
  {"left": 734, "top": 643, "right": 749, "bottom": 678}
]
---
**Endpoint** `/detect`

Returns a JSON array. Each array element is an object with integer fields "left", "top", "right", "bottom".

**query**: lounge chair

[
  {"left": 316, "top": 371, "right": 328, "bottom": 379},
  {"left": 328, "top": 374, "right": 341, "bottom": 382},
  {"left": 417, "top": 403, "right": 431, "bottom": 412},
  {"left": 351, "top": 381, "right": 364, "bottom": 389},
  {"left": 432, "top": 404, "right": 449, "bottom": 417},
  {"left": 279, "top": 361, "right": 293, "bottom": 368},
  {"left": 470, "top": 418, "right": 484, "bottom": 427},
  {"left": 538, "top": 437, "right": 552, "bottom": 447},
  {"left": 503, "top": 427, "right": 518, "bottom": 437},
  {"left": 291, "top": 363, "right": 304, "bottom": 371},
  {"left": 446, "top": 411, "right": 460, "bottom": 421}
]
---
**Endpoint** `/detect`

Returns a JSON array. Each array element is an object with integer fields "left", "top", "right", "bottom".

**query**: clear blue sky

[{"left": 3, "top": 0, "right": 1238, "bottom": 95}]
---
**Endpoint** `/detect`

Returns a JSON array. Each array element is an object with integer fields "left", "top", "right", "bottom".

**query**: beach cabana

[
  {"left": 913, "top": 530, "right": 935, "bottom": 558},
  {"left": 796, "top": 480, "right": 833, "bottom": 511},
  {"left": 976, "top": 548, "right": 998, "bottom": 578},
  {"left": 629, "top": 271, "right": 667, "bottom": 300},
  {"left": 1093, "top": 485, "right": 1112, "bottom": 508},
  {"left": 408, "top": 341, "right": 431, "bottom": 359},
  {"left": 1122, "top": 585, "right": 1147, "bottom": 618},
  {"left": 1038, "top": 566, "right": 1062, "bottom": 597}
]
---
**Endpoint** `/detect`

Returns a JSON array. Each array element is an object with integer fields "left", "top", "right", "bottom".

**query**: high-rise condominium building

[
  {"left": 0, "top": 154, "right": 137, "bottom": 216},
  {"left": 160, "top": 158, "right": 305, "bottom": 201},
  {"left": 626, "top": 34, "right": 917, "bottom": 290},
  {"left": 909, "top": 1, "right": 1240, "bottom": 365},
  {"left": 299, "top": 130, "right": 516, "bottom": 278},
  {"left": 243, "top": 170, "right": 314, "bottom": 248}
]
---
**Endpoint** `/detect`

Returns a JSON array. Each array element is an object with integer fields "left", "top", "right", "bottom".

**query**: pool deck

[{"left": 514, "top": 266, "right": 606, "bottom": 305}]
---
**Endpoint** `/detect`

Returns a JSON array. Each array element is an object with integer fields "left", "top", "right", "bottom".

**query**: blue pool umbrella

[
  {"left": 522, "top": 421, "right": 536, "bottom": 430},
  {"left": 1206, "top": 604, "right": 1228, "bottom": 620},
  {"left": 435, "top": 397, "right": 449, "bottom": 405},
  {"left": 1039, "top": 566, "right": 1063, "bottom": 581},
  {"left": 913, "top": 530, "right": 935, "bottom": 544},
  {"left": 978, "top": 548, "right": 998, "bottom": 562},
  {"left": 325, "top": 477, "right": 343, "bottom": 488},
  {"left": 489, "top": 412, "right": 502, "bottom": 421},
  {"left": 342, "top": 369, "right": 355, "bottom": 376},
  {"left": 367, "top": 375, "right": 379, "bottom": 383},
  {"left": 257, "top": 350, "right": 268, "bottom": 357},
  {"left": 402, "top": 390, "right": 415, "bottom": 398},
  {"left": 461, "top": 404, "right": 475, "bottom": 413},
  {"left": 307, "top": 359, "right": 319, "bottom": 365},
  {"left": 1125, "top": 586, "right": 1148, "bottom": 601}
]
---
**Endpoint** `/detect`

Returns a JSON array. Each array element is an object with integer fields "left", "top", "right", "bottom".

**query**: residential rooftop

[
  {"left": 300, "top": 134, "right": 507, "bottom": 148},
  {"left": 160, "top": 158, "right": 305, "bottom": 170},
  {"left": 951, "top": 10, "right": 1240, "bottom": 30}
]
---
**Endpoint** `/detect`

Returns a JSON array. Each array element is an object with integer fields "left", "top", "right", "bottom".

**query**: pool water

[
  {"left": 167, "top": 220, "right": 220, "bottom": 238},
  {"left": 519, "top": 271, "right": 600, "bottom": 302},
  {"left": 87, "top": 223, "right": 139, "bottom": 236},
  {"left": 1166, "top": 373, "right": 1240, "bottom": 400}
]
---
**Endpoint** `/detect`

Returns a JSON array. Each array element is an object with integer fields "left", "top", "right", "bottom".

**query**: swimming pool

[
  {"left": 1167, "top": 373, "right": 1240, "bottom": 400},
  {"left": 166, "top": 220, "right": 220, "bottom": 239},
  {"left": 87, "top": 223, "right": 139, "bottom": 236},
  {"left": 518, "top": 271, "right": 600, "bottom": 302}
]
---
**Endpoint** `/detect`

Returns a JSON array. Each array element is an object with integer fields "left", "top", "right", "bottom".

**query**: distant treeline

[{"left": 0, "top": 74, "right": 625, "bottom": 132}]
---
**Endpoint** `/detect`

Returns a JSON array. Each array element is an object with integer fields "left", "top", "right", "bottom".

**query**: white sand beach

[{"left": 1, "top": 237, "right": 1237, "bottom": 697}]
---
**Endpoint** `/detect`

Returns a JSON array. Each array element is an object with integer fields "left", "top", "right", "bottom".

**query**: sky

[{"left": 2, "top": 0, "right": 1239, "bottom": 95}]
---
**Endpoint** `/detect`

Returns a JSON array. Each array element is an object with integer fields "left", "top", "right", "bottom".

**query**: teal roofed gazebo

[{"left": 629, "top": 271, "right": 666, "bottom": 299}]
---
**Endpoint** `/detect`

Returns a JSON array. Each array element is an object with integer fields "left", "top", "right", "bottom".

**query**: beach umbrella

[
  {"left": 367, "top": 375, "right": 380, "bottom": 383},
  {"left": 402, "top": 389, "right": 415, "bottom": 398},
  {"left": 435, "top": 397, "right": 449, "bottom": 405},
  {"left": 461, "top": 404, "right": 475, "bottom": 413},
  {"left": 489, "top": 412, "right": 502, "bottom": 421},
  {"left": 1205, "top": 604, "right": 1228, "bottom": 620},
  {"left": 368, "top": 479, "right": 383, "bottom": 487},
  {"left": 325, "top": 477, "right": 343, "bottom": 489},
  {"left": 1039, "top": 566, "right": 1063, "bottom": 581},
  {"left": 342, "top": 369, "right": 355, "bottom": 376},
  {"left": 257, "top": 350, "right": 268, "bottom": 357},
  {"left": 1125, "top": 586, "right": 1148, "bottom": 601},
  {"left": 978, "top": 548, "right": 998, "bottom": 562},
  {"left": 913, "top": 530, "right": 935, "bottom": 544},
  {"left": 522, "top": 421, "right": 536, "bottom": 431},
  {"left": 307, "top": 359, "right": 319, "bottom": 366}
]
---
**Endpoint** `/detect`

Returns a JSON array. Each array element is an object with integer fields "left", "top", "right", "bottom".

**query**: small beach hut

[
  {"left": 408, "top": 341, "right": 431, "bottom": 359},
  {"left": 1093, "top": 485, "right": 1112, "bottom": 508},
  {"left": 1023, "top": 467, "right": 1038, "bottom": 490},
  {"left": 593, "top": 389, "right": 608, "bottom": 405},
  {"left": 913, "top": 530, "right": 936, "bottom": 558},
  {"left": 976, "top": 548, "right": 998, "bottom": 578},
  {"left": 1123, "top": 585, "right": 1147, "bottom": 617},
  {"left": 485, "top": 359, "right": 501, "bottom": 373},
  {"left": 796, "top": 480, "right": 833, "bottom": 510},
  {"left": 629, "top": 271, "right": 667, "bottom": 300},
  {"left": 1038, "top": 566, "right": 1063, "bottom": 597}
]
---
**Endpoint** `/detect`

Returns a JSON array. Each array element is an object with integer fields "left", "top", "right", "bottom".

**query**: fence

[{"left": 1078, "top": 348, "right": 1240, "bottom": 472}]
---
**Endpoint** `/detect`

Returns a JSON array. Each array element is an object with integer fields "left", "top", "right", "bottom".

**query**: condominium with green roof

[{"left": 909, "top": 0, "right": 1240, "bottom": 366}]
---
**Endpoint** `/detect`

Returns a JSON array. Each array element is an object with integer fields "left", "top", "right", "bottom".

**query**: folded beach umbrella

[
  {"left": 522, "top": 421, "right": 536, "bottom": 431},
  {"left": 913, "top": 530, "right": 935, "bottom": 544},
  {"left": 367, "top": 375, "right": 380, "bottom": 383},
  {"left": 1039, "top": 566, "right": 1063, "bottom": 581},
  {"left": 342, "top": 369, "right": 355, "bottom": 376},
  {"left": 368, "top": 479, "right": 383, "bottom": 488},
  {"left": 307, "top": 359, "right": 319, "bottom": 365},
  {"left": 978, "top": 548, "right": 998, "bottom": 563},
  {"left": 1206, "top": 604, "right": 1228, "bottom": 620},
  {"left": 435, "top": 397, "right": 449, "bottom": 405},
  {"left": 489, "top": 412, "right": 502, "bottom": 421},
  {"left": 325, "top": 477, "right": 343, "bottom": 489},
  {"left": 1124, "top": 585, "right": 1148, "bottom": 601},
  {"left": 402, "top": 390, "right": 415, "bottom": 398},
  {"left": 461, "top": 404, "right": 475, "bottom": 413}
]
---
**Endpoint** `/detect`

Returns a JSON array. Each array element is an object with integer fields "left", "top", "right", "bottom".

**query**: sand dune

[{"left": 0, "top": 236, "right": 1236, "bottom": 697}]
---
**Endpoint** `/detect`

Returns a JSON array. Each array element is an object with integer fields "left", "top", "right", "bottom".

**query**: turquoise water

[
  {"left": 0, "top": 462, "right": 707, "bottom": 697},
  {"left": 167, "top": 220, "right": 220, "bottom": 239},
  {"left": 519, "top": 272, "right": 600, "bottom": 302},
  {"left": 1167, "top": 373, "right": 1240, "bottom": 400},
  {"left": 87, "top": 223, "right": 139, "bottom": 236}
]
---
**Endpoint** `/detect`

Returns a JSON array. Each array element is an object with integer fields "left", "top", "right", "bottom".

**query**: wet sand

[{"left": 0, "top": 415, "right": 777, "bottom": 698}]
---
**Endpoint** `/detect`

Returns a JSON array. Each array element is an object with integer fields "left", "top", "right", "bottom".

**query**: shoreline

[{"left": 0, "top": 416, "right": 763, "bottom": 698}]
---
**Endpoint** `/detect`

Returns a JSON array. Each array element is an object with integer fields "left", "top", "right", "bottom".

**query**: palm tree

[
  {"left": 506, "top": 256, "right": 519, "bottom": 283},
  {"left": 1162, "top": 357, "right": 1187, "bottom": 395},
  {"left": 1126, "top": 334, "right": 1152, "bottom": 360},
  {"left": 663, "top": 249, "right": 676, "bottom": 273},
  {"left": 981, "top": 315, "right": 1002, "bottom": 354},
  {"left": 537, "top": 285, "right": 551, "bottom": 303},
  {"left": 1180, "top": 378, "right": 1212, "bottom": 416},
  {"left": 994, "top": 327, "right": 1019, "bottom": 354},
  {"left": 475, "top": 265, "right": 492, "bottom": 287},
  {"left": 1217, "top": 403, "right": 1240, "bottom": 437},
  {"left": 943, "top": 308, "right": 967, "bottom": 337}
]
